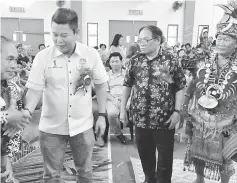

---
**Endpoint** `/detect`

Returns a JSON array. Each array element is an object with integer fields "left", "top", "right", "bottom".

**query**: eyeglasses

[{"left": 137, "top": 37, "right": 157, "bottom": 44}]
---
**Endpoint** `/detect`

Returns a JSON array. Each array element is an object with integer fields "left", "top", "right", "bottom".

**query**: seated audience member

[
  {"left": 106, "top": 52, "right": 128, "bottom": 145},
  {"left": 185, "top": 43, "right": 192, "bottom": 54},
  {"left": 161, "top": 41, "right": 169, "bottom": 50},
  {"left": 185, "top": 43, "right": 195, "bottom": 58},
  {"left": 16, "top": 44, "right": 23, "bottom": 58},
  {"left": 177, "top": 49, "right": 186, "bottom": 66},
  {"left": 38, "top": 44, "right": 45, "bottom": 51},
  {"left": 175, "top": 41, "right": 181, "bottom": 49},
  {"left": 25, "top": 46, "right": 35, "bottom": 64},
  {"left": 125, "top": 42, "right": 140, "bottom": 68},
  {"left": 100, "top": 44, "right": 107, "bottom": 51},
  {"left": 177, "top": 49, "right": 186, "bottom": 58},
  {"left": 17, "top": 46, "right": 30, "bottom": 64},
  {"left": 98, "top": 43, "right": 109, "bottom": 65},
  {"left": 173, "top": 45, "right": 178, "bottom": 55}
]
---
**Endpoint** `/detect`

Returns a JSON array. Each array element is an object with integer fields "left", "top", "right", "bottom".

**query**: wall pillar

[
  {"left": 183, "top": 1, "right": 196, "bottom": 45},
  {"left": 70, "top": 0, "right": 82, "bottom": 42}
]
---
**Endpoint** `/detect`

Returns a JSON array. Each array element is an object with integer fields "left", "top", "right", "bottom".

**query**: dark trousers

[
  {"left": 135, "top": 127, "right": 175, "bottom": 183},
  {"left": 39, "top": 128, "right": 95, "bottom": 183}
]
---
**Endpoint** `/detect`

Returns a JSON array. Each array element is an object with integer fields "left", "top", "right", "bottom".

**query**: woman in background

[
  {"left": 98, "top": 43, "right": 109, "bottom": 65},
  {"left": 110, "top": 34, "right": 126, "bottom": 61}
]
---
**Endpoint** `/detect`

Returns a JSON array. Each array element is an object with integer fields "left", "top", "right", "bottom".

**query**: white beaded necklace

[{"left": 197, "top": 50, "right": 237, "bottom": 108}]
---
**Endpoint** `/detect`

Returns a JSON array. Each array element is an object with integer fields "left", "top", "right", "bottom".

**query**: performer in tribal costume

[
  {"left": 182, "top": 2, "right": 237, "bottom": 183},
  {"left": 1, "top": 35, "right": 31, "bottom": 183}
]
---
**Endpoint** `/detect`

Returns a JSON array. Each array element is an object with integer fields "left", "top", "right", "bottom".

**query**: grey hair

[{"left": 1, "top": 36, "right": 12, "bottom": 53}]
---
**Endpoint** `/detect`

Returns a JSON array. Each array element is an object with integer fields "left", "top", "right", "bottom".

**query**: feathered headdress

[{"left": 216, "top": 1, "right": 237, "bottom": 37}]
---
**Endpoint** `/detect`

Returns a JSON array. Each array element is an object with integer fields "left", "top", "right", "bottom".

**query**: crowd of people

[{"left": 1, "top": 2, "right": 237, "bottom": 183}]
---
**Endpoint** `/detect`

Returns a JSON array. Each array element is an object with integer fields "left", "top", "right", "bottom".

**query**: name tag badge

[{"left": 48, "top": 60, "right": 63, "bottom": 69}]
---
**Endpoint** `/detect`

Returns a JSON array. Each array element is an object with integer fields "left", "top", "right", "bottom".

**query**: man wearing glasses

[{"left": 120, "top": 25, "right": 186, "bottom": 183}]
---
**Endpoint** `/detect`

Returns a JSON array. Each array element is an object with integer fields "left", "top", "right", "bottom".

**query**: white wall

[
  {"left": 0, "top": 0, "right": 230, "bottom": 47},
  {"left": 82, "top": 1, "right": 184, "bottom": 46},
  {"left": 192, "top": 0, "right": 227, "bottom": 46},
  {"left": 0, "top": 0, "right": 71, "bottom": 46}
]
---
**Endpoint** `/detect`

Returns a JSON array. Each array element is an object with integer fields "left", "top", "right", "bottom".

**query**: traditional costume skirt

[{"left": 184, "top": 113, "right": 237, "bottom": 180}]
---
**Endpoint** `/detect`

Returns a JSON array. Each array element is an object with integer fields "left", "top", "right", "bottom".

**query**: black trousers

[{"left": 135, "top": 127, "right": 175, "bottom": 183}]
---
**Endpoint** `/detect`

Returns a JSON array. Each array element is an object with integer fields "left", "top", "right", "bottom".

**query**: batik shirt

[{"left": 124, "top": 48, "right": 186, "bottom": 129}]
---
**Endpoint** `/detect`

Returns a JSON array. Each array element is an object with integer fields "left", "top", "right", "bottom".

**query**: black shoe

[{"left": 116, "top": 134, "right": 127, "bottom": 144}]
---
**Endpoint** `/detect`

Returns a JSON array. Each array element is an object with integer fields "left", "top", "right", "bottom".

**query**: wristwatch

[
  {"left": 98, "top": 113, "right": 107, "bottom": 118},
  {"left": 174, "top": 109, "right": 180, "bottom": 114}
]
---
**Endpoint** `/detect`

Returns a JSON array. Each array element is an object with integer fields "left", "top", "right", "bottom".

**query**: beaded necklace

[{"left": 197, "top": 51, "right": 237, "bottom": 109}]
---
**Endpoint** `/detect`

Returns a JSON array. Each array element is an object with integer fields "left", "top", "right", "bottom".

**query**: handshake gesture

[{"left": 2, "top": 108, "right": 32, "bottom": 137}]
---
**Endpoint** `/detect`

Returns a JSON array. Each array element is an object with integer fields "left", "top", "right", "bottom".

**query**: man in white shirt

[{"left": 23, "top": 8, "right": 108, "bottom": 183}]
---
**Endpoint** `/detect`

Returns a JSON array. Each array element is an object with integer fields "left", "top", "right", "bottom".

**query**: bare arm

[
  {"left": 182, "top": 79, "right": 196, "bottom": 108},
  {"left": 175, "top": 89, "right": 185, "bottom": 110},
  {"left": 94, "top": 83, "right": 107, "bottom": 113},
  {"left": 24, "top": 89, "right": 43, "bottom": 113},
  {"left": 120, "top": 86, "right": 132, "bottom": 113}
]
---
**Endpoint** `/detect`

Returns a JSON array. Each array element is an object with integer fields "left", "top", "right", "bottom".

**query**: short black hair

[
  {"left": 51, "top": 8, "right": 78, "bottom": 33},
  {"left": 16, "top": 43, "right": 22, "bottom": 49},
  {"left": 139, "top": 25, "right": 165, "bottom": 44},
  {"left": 108, "top": 52, "right": 122, "bottom": 61},
  {"left": 185, "top": 43, "right": 191, "bottom": 47},
  {"left": 94, "top": 46, "right": 98, "bottom": 50},
  {"left": 177, "top": 49, "right": 185, "bottom": 57},
  {"left": 38, "top": 44, "right": 45, "bottom": 50},
  {"left": 99, "top": 44, "right": 106, "bottom": 49}
]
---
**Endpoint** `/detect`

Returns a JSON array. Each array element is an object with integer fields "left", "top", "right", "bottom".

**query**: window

[
  {"left": 167, "top": 24, "right": 178, "bottom": 46},
  {"left": 197, "top": 25, "right": 209, "bottom": 45},
  {"left": 87, "top": 23, "right": 98, "bottom": 47}
]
